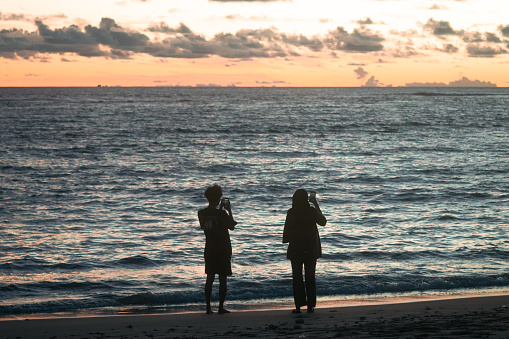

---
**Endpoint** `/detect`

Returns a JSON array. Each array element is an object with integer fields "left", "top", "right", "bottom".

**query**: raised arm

[
  {"left": 223, "top": 201, "right": 237, "bottom": 230},
  {"left": 310, "top": 199, "right": 327, "bottom": 226}
]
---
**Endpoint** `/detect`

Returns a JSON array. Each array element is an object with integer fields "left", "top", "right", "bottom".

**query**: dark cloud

[
  {"left": 466, "top": 44, "right": 507, "bottom": 58},
  {"left": 462, "top": 31, "right": 503, "bottom": 43},
  {"left": 354, "top": 67, "right": 368, "bottom": 79},
  {"left": 357, "top": 18, "right": 374, "bottom": 25},
  {"left": 326, "top": 26, "right": 384, "bottom": 52},
  {"left": 5, "top": 16, "right": 507, "bottom": 62},
  {"left": 0, "top": 18, "right": 151, "bottom": 59},
  {"left": 423, "top": 18, "right": 458, "bottom": 36},
  {"left": 282, "top": 33, "right": 324, "bottom": 52},
  {"left": 147, "top": 22, "right": 192, "bottom": 34},
  {"left": 84, "top": 18, "right": 149, "bottom": 49},
  {"left": 1, "top": 18, "right": 327, "bottom": 60},
  {"left": 441, "top": 43, "right": 459, "bottom": 53},
  {"left": 498, "top": 25, "right": 509, "bottom": 37},
  {"left": 145, "top": 28, "right": 291, "bottom": 59},
  {"left": 0, "top": 12, "right": 27, "bottom": 21},
  {"left": 486, "top": 32, "right": 502, "bottom": 43}
]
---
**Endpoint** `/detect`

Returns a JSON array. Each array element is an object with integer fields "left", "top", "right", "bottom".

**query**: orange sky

[{"left": 1, "top": 0, "right": 508, "bottom": 87}]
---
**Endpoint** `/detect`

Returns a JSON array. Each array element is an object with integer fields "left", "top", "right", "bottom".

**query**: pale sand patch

[{"left": 1, "top": 294, "right": 509, "bottom": 338}]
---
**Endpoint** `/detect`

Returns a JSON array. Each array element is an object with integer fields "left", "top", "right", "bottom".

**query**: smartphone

[
  {"left": 309, "top": 191, "right": 316, "bottom": 202},
  {"left": 222, "top": 198, "right": 230, "bottom": 209}
]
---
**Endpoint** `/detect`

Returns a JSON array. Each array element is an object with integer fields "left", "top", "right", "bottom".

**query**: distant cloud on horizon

[{"left": 406, "top": 77, "right": 497, "bottom": 87}]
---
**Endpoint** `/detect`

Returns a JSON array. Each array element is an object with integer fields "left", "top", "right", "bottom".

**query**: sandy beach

[{"left": 2, "top": 294, "right": 509, "bottom": 338}]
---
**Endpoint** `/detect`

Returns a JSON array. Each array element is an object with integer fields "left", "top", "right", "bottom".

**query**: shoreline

[
  {"left": 2, "top": 288, "right": 509, "bottom": 321},
  {"left": 2, "top": 292, "right": 509, "bottom": 338},
  {"left": 2, "top": 288, "right": 508, "bottom": 321}
]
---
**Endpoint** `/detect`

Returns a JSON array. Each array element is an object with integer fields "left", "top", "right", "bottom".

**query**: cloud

[
  {"left": 486, "top": 32, "right": 503, "bottom": 43},
  {"left": 498, "top": 25, "right": 509, "bottom": 37},
  {"left": 357, "top": 18, "right": 374, "bottom": 25},
  {"left": 319, "top": 18, "right": 333, "bottom": 24},
  {"left": 147, "top": 22, "right": 192, "bottom": 34},
  {"left": 326, "top": 26, "right": 384, "bottom": 52},
  {"left": 0, "top": 18, "right": 150, "bottom": 59},
  {"left": 423, "top": 18, "right": 458, "bottom": 36},
  {"left": 3, "top": 16, "right": 507, "bottom": 63},
  {"left": 282, "top": 33, "right": 324, "bottom": 52},
  {"left": 0, "top": 18, "right": 332, "bottom": 60},
  {"left": 256, "top": 80, "right": 288, "bottom": 85},
  {"left": 145, "top": 27, "right": 306, "bottom": 59},
  {"left": 354, "top": 67, "right": 368, "bottom": 79},
  {"left": 0, "top": 12, "right": 67, "bottom": 23},
  {"left": 443, "top": 43, "right": 459, "bottom": 53},
  {"left": 361, "top": 75, "right": 382, "bottom": 87},
  {"left": 406, "top": 77, "right": 497, "bottom": 87},
  {"left": 428, "top": 4, "right": 449, "bottom": 10},
  {"left": 466, "top": 44, "right": 507, "bottom": 58},
  {"left": 462, "top": 31, "right": 503, "bottom": 43},
  {"left": 0, "top": 12, "right": 27, "bottom": 21}
]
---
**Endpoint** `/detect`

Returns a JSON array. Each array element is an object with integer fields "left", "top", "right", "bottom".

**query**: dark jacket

[{"left": 283, "top": 206, "right": 327, "bottom": 261}]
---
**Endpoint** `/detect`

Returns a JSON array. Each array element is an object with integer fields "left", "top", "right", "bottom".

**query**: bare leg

[
  {"left": 218, "top": 275, "right": 230, "bottom": 313},
  {"left": 205, "top": 274, "right": 215, "bottom": 314}
]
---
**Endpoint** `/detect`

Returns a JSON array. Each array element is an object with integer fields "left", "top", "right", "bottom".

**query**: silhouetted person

[
  {"left": 283, "top": 189, "right": 327, "bottom": 313},
  {"left": 198, "top": 184, "right": 237, "bottom": 314}
]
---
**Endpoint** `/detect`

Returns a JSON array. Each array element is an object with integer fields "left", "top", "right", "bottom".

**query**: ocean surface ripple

[{"left": 1, "top": 87, "right": 508, "bottom": 315}]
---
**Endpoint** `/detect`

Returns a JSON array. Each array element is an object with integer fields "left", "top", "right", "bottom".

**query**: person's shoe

[
  {"left": 292, "top": 309, "right": 301, "bottom": 314},
  {"left": 206, "top": 309, "right": 213, "bottom": 314},
  {"left": 218, "top": 308, "right": 231, "bottom": 314},
  {"left": 307, "top": 307, "right": 314, "bottom": 313}
]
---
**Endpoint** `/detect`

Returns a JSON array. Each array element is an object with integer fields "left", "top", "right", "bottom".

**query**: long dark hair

[{"left": 292, "top": 189, "right": 310, "bottom": 211}]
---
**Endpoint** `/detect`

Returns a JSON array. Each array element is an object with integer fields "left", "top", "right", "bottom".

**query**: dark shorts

[{"left": 205, "top": 256, "right": 232, "bottom": 276}]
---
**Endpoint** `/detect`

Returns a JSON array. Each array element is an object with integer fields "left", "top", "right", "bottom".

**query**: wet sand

[{"left": 2, "top": 294, "right": 509, "bottom": 338}]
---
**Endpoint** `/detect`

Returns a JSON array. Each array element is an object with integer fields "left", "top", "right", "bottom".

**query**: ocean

[{"left": 1, "top": 87, "right": 508, "bottom": 316}]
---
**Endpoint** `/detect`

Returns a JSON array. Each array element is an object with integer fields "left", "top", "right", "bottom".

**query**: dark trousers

[{"left": 291, "top": 259, "right": 317, "bottom": 308}]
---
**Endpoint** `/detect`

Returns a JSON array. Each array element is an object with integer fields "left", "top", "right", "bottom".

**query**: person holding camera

[
  {"left": 283, "top": 189, "right": 327, "bottom": 314},
  {"left": 198, "top": 184, "right": 237, "bottom": 314}
]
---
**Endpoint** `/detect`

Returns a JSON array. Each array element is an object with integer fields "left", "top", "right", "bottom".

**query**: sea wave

[{"left": 1, "top": 273, "right": 508, "bottom": 316}]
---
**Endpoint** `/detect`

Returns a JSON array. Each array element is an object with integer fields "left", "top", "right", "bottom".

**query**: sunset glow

[{"left": 1, "top": 0, "right": 508, "bottom": 87}]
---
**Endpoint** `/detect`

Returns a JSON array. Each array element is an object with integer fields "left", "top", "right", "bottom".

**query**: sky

[{"left": 1, "top": 0, "right": 508, "bottom": 87}]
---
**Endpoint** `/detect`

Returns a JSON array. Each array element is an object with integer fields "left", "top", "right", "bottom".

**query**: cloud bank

[
  {"left": 0, "top": 16, "right": 508, "bottom": 62},
  {"left": 406, "top": 77, "right": 497, "bottom": 87},
  {"left": 0, "top": 17, "right": 387, "bottom": 60}
]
